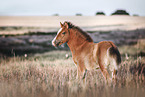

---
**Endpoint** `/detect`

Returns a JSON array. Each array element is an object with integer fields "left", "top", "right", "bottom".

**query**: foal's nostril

[
  {"left": 54, "top": 40, "right": 57, "bottom": 45},
  {"left": 52, "top": 39, "right": 60, "bottom": 47},
  {"left": 55, "top": 40, "right": 60, "bottom": 46}
]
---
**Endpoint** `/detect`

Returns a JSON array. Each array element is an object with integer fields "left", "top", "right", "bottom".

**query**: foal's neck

[{"left": 67, "top": 29, "right": 92, "bottom": 52}]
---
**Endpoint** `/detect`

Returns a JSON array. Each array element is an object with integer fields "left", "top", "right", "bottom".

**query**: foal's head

[{"left": 52, "top": 22, "right": 71, "bottom": 47}]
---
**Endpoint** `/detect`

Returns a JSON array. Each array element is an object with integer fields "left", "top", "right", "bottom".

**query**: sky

[{"left": 0, "top": 0, "right": 145, "bottom": 16}]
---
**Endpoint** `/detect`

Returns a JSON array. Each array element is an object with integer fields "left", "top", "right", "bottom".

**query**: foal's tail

[
  {"left": 108, "top": 45, "right": 121, "bottom": 80},
  {"left": 109, "top": 46, "right": 121, "bottom": 66},
  {"left": 108, "top": 42, "right": 121, "bottom": 71}
]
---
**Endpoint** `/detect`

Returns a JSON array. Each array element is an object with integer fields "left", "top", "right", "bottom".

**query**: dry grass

[
  {"left": 0, "top": 16, "right": 145, "bottom": 97},
  {"left": 0, "top": 50, "right": 145, "bottom": 97}
]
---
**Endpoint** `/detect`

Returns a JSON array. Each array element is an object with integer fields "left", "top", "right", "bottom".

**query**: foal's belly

[{"left": 84, "top": 58, "right": 99, "bottom": 70}]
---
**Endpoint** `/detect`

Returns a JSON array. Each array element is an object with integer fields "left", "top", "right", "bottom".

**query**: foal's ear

[
  {"left": 64, "top": 22, "right": 69, "bottom": 29},
  {"left": 60, "top": 22, "right": 63, "bottom": 27}
]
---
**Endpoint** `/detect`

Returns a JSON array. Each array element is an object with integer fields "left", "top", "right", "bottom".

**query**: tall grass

[{"left": 0, "top": 50, "right": 145, "bottom": 97}]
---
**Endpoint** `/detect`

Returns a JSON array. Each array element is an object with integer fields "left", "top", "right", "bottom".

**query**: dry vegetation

[
  {"left": 0, "top": 16, "right": 145, "bottom": 96},
  {"left": 0, "top": 46, "right": 145, "bottom": 97},
  {"left": 0, "top": 16, "right": 145, "bottom": 35}
]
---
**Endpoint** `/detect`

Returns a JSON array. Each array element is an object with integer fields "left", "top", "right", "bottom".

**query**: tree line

[{"left": 53, "top": 9, "right": 139, "bottom": 16}]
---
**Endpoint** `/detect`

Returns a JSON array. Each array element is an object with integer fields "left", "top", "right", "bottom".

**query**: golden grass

[
  {"left": 0, "top": 16, "right": 145, "bottom": 35},
  {"left": 0, "top": 50, "right": 145, "bottom": 97},
  {"left": 119, "top": 39, "right": 145, "bottom": 56}
]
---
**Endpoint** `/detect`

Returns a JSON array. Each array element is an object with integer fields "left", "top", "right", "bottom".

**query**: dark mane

[{"left": 64, "top": 21, "right": 93, "bottom": 42}]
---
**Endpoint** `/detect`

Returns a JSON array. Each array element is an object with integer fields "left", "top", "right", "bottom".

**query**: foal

[{"left": 52, "top": 21, "right": 121, "bottom": 83}]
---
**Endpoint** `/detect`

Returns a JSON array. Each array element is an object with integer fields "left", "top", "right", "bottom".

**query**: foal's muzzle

[{"left": 52, "top": 40, "right": 61, "bottom": 47}]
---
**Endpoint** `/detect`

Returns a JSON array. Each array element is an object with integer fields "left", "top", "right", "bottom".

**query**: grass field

[
  {"left": 0, "top": 42, "right": 145, "bottom": 97},
  {"left": 0, "top": 16, "right": 145, "bottom": 35},
  {"left": 0, "top": 16, "right": 145, "bottom": 97}
]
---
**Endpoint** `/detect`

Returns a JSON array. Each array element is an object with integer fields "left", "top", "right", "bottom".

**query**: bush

[
  {"left": 96, "top": 11, "right": 105, "bottom": 15},
  {"left": 111, "top": 9, "right": 130, "bottom": 15},
  {"left": 76, "top": 13, "right": 82, "bottom": 16},
  {"left": 52, "top": 13, "right": 59, "bottom": 16},
  {"left": 133, "top": 14, "right": 139, "bottom": 16}
]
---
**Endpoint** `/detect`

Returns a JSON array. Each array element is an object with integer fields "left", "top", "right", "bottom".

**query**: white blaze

[
  {"left": 52, "top": 28, "right": 62, "bottom": 46},
  {"left": 57, "top": 28, "right": 62, "bottom": 35}
]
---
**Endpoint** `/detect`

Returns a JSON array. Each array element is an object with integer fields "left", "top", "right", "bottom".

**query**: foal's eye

[{"left": 62, "top": 32, "right": 66, "bottom": 35}]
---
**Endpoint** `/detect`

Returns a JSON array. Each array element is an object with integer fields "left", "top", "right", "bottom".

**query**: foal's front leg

[
  {"left": 76, "top": 66, "right": 87, "bottom": 79},
  {"left": 79, "top": 67, "right": 87, "bottom": 86},
  {"left": 82, "top": 69, "right": 87, "bottom": 84},
  {"left": 76, "top": 64, "right": 87, "bottom": 83},
  {"left": 76, "top": 67, "right": 80, "bottom": 79}
]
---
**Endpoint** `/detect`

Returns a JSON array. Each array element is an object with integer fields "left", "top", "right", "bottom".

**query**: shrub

[
  {"left": 76, "top": 13, "right": 82, "bottom": 16},
  {"left": 96, "top": 11, "right": 105, "bottom": 15},
  {"left": 111, "top": 9, "right": 130, "bottom": 15}
]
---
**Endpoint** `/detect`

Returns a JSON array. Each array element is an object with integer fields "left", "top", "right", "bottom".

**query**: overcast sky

[{"left": 0, "top": 0, "right": 145, "bottom": 16}]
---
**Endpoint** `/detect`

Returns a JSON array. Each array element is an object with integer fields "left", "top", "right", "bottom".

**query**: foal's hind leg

[
  {"left": 98, "top": 60, "right": 111, "bottom": 83},
  {"left": 110, "top": 58, "right": 119, "bottom": 82},
  {"left": 112, "top": 69, "right": 117, "bottom": 80}
]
